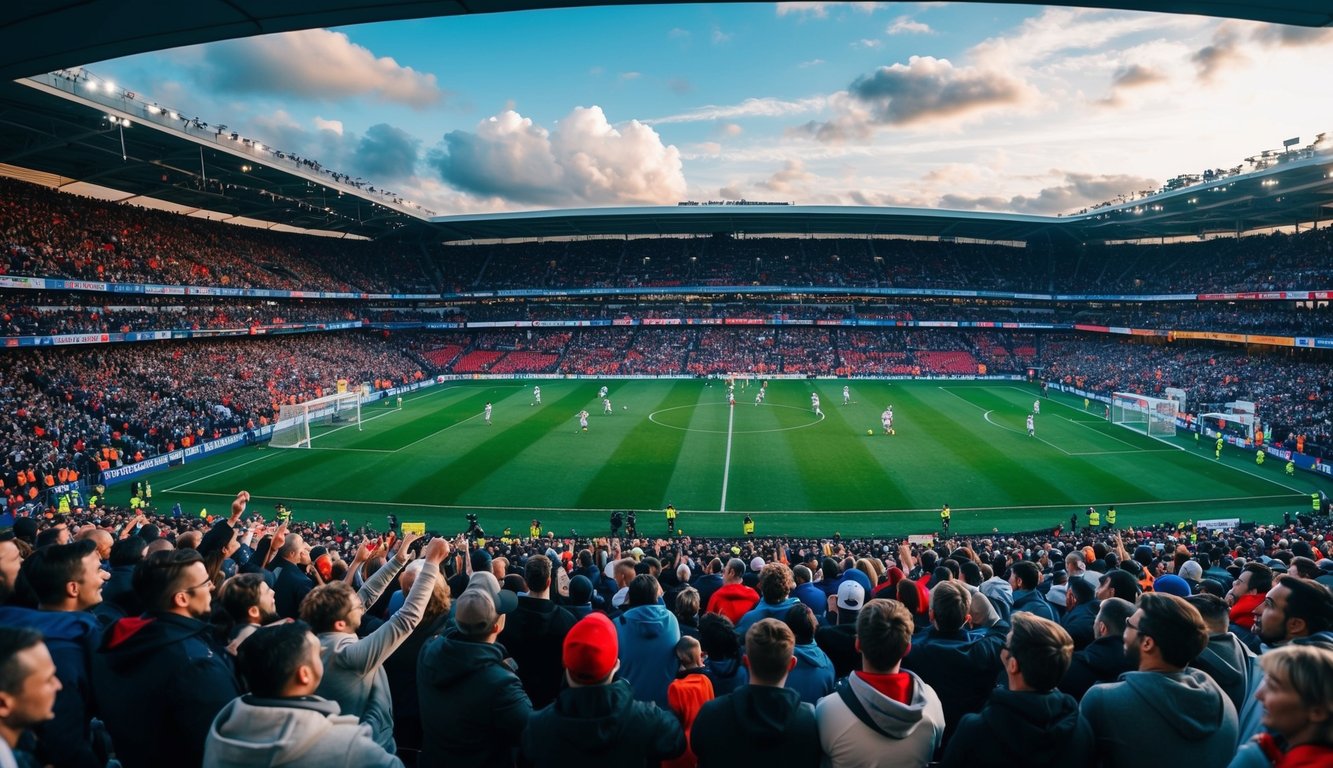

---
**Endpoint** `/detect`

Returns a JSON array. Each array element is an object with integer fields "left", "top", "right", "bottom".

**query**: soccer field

[{"left": 128, "top": 380, "right": 1326, "bottom": 537}]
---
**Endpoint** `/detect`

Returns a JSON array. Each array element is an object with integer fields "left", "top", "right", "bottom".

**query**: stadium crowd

[{"left": 1, "top": 491, "right": 1331, "bottom": 768}]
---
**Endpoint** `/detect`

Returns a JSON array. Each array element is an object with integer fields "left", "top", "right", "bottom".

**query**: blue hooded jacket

[
  {"left": 614, "top": 603, "right": 680, "bottom": 707},
  {"left": 785, "top": 641, "right": 836, "bottom": 705}
]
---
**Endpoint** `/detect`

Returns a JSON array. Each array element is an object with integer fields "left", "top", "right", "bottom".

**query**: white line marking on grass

[
  {"left": 949, "top": 388, "right": 1071, "bottom": 455},
  {"left": 1067, "top": 449, "right": 1181, "bottom": 456},
  {"left": 1057, "top": 415, "right": 1142, "bottom": 449},
  {"left": 161, "top": 453, "right": 276, "bottom": 493},
  {"left": 720, "top": 403, "right": 735, "bottom": 513},
  {"left": 308, "top": 447, "right": 396, "bottom": 454},
  {"left": 391, "top": 412, "right": 484, "bottom": 453}
]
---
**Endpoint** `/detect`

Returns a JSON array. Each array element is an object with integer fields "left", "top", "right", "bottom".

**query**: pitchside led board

[{"left": 401, "top": 522, "right": 426, "bottom": 535}]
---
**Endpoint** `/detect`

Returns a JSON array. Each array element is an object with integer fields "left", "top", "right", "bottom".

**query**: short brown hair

[
  {"left": 299, "top": 581, "right": 356, "bottom": 634},
  {"left": 525, "top": 554, "right": 552, "bottom": 593},
  {"left": 1137, "top": 592, "right": 1208, "bottom": 668},
  {"left": 745, "top": 618, "right": 795, "bottom": 682},
  {"left": 1008, "top": 612, "right": 1073, "bottom": 691},
  {"left": 133, "top": 548, "right": 204, "bottom": 612},
  {"left": 217, "top": 572, "right": 268, "bottom": 625},
  {"left": 929, "top": 581, "right": 970, "bottom": 633},
  {"left": 758, "top": 562, "right": 794, "bottom": 603},
  {"left": 856, "top": 599, "right": 914, "bottom": 672}
]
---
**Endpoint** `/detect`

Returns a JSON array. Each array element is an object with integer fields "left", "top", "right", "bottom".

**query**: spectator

[
  {"left": 666, "top": 636, "right": 712, "bottom": 768},
  {"left": 792, "top": 564, "right": 827, "bottom": 619},
  {"left": 693, "top": 558, "right": 725, "bottom": 613},
  {"left": 215, "top": 572, "right": 283, "bottom": 655},
  {"left": 616, "top": 574, "right": 680, "bottom": 706},
  {"left": 782, "top": 603, "right": 836, "bottom": 705},
  {"left": 92, "top": 548, "right": 242, "bottom": 768},
  {"left": 1187, "top": 593, "right": 1263, "bottom": 736},
  {"left": 817, "top": 599, "right": 944, "bottom": 768},
  {"left": 699, "top": 613, "right": 748, "bottom": 696},
  {"left": 1097, "top": 569, "right": 1141, "bottom": 603},
  {"left": 736, "top": 562, "right": 801, "bottom": 635},
  {"left": 1230, "top": 643, "right": 1333, "bottom": 768},
  {"left": 416, "top": 571, "right": 530, "bottom": 768},
  {"left": 705, "top": 558, "right": 758, "bottom": 624},
  {"left": 674, "top": 585, "right": 701, "bottom": 640},
  {"left": 0, "top": 627, "right": 61, "bottom": 768},
  {"left": 1060, "top": 576, "right": 1099, "bottom": 650},
  {"left": 271, "top": 533, "right": 314, "bottom": 620},
  {"left": 0, "top": 540, "right": 20, "bottom": 605},
  {"left": 693, "top": 619, "right": 821, "bottom": 767},
  {"left": 203, "top": 622, "right": 402, "bottom": 768},
  {"left": 941, "top": 612, "right": 1093, "bottom": 767},
  {"left": 1229, "top": 562, "right": 1273, "bottom": 651},
  {"left": 1010, "top": 561, "right": 1056, "bottom": 621},
  {"left": 302, "top": 534, "right": 445, "bottom": 752},
  {"left": 1252, "top": 575, "right": 1333, "bottom": 650},
  {"left": 497, "top": 554, "right": 577, "bottom": 709},
  {"left": 0, "top": 540, "right": 106, "bottom": 768},
  {"left": 1060, "top": 597, "right": 1135, "bottom": 701},
  {"left": 1081, "top": 592, "right": 1238, "bottom": 768},
  {"left": 383, "top": 556, "right": 454, "bottom": 767},
  {"left": 521, "top": 613, "right": 685, "bottom": 767},
  {"left": 93, "top": 536, "right": 146, "bottom": 625},
  {"left": 815, "top": 581, "right": 865, "bottom": 680}
]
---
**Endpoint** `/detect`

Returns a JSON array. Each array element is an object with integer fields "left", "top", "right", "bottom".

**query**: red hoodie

[
  {"left": 707, "top": 583, "right": 759, "bottom": 624},
  {"left": 1231, "top": 592, "right": 1264, "bottom": 630}
]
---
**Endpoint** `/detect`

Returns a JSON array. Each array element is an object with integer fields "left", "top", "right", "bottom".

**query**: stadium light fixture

[{"left": 105, "top": 81, "right": 115, "bottom": 92}]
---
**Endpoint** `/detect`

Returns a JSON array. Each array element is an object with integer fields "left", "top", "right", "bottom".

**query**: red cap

[{"left": 563, "top": 613, "right": 618, "bottom": 684}]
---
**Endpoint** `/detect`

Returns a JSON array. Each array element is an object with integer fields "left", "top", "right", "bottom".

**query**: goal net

[
  {"left": 1111, "top": 392, "right": 1178, "bottom": 438},
  {"left": 1201, "top": 411, "right": 1256, "bottom": 442},
  {"left": 269, "top": 391, "right": 362, "bottom": 449}
]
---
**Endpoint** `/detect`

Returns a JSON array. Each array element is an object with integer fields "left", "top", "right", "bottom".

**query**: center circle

[{"left": 648, "top": 401, "right": 825, "bottom": 434}]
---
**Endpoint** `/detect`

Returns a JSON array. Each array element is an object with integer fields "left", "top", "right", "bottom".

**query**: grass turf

[{"left": 123, "top": 380, "right": 1330, "bottom": 537}]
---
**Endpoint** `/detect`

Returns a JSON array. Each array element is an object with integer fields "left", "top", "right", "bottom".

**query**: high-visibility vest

[
  {"left": 743, "top": 520, "right": 755, "bottom": 535},
  {"left": 1314, "top": 493, "right": 1322, "bottom": 512},
  {"left": 1106, "top": 508, "right": 1116, "bottom": 526},
  {"left": 1089, "top": 510, "right": 1101, "bottom": 527}
]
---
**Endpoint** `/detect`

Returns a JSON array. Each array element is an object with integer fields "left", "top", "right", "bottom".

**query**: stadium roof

[{"left": 0, "top": 1, "right": 1330, "bottom": 244}]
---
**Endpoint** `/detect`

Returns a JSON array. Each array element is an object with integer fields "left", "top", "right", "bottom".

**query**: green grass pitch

[{"left": 126, "top": 380, "right": 1328, "bottom": 537}]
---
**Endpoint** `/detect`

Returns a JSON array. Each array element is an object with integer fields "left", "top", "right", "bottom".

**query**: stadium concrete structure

[{"left": 0, "top": 1, "right": 1330, "bottom": 243}]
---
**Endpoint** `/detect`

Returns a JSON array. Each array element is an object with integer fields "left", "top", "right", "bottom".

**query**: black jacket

[
  {"left": 497, "top": 595, "right": 577, "bottom": 709},
  {"left": 91, "top": 612, "right": 241, "bottom": 768},
  {"left": 1060, "top": 600, "right": 1099, "bottom": 651},
  {"left": 416, "top": 629, "right": 532, "bottom": 768},
  {"left": 940, "top": 688, "right": 1094, "bottom": 768},
  {"left": 900, "top": 623, "right": 1006, "bottom": 750},
  {"left": 691, "top": 685, "right": 821, "bottom": 767},
  {"left": 271, "top": 560, "right": 314, "bottom": 620},
  {"left": 1058, "top": 635, "right": 1133, "bottom": 701},
  {"left": 521, "top": 679, "right": 684, "bottom": 767},
  {"left": 814, "top": 623, "right": 861, "bottom": 680}
]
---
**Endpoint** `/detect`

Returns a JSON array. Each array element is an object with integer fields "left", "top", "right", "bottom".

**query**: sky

[{"left": 87, "top": 2, "right": 1333, "bottom": 218}]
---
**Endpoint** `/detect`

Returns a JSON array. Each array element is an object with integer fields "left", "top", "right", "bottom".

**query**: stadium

[
  {"left": 4, "top": 5, "right": 1333, "bottom": 768},
  {"left": 1, "top": 2, "right": 1333, "bottom": 538}
]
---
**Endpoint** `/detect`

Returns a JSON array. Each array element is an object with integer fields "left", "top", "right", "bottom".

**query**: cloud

[
  {"left": 852, "top": 39, "right": 884, "bottom": 49},
  {"left": 757, "top": 159, "right": 814, "bottom": 194},
  {"left": 645, "top": 96, "right": 827, "bottom": 125},
  {"left": 192, "top": 29, "right": 442, "bottom": 108},
  {"left": 352, "top": 124, "right": 421, "bottom": 180},
  {"left": 668, "top": 27, "right": 691, "bottom": 40},
  {"left": 619, "top": 71, "right": 642, "bottom": 81},
  {"left": 1191, "top": 24, "right": 1248, "bottom": 82},
  {"left": 887, "top": 16, "right": 933, "bottom": 35},
  {"left": 720, "top": 123, "right": 744, "bottom": 137},
  {"left": 940, "top": 171, "right": 1157, "bottom": 215},
  {"left": 970, "top": 7, "right": 1202, "bottom": 71},
  {"left": 711, "top": 26, "right": 733, "bottom": 44},
  {"left": 430, "top": 106, "right": 686, "bottom": 207},
  {"left": 1251, "top": 24, "right": 1333, "bottom": 48},
  {"left": 799, "top": 58, "right": 826, "bottom": 68},
  {"left": 1110, "top": 63, "right": 1165, "bottom": 89},
  {"left": 668, "top": 78, "right": 693, "bottom": 95},
  {"left": 312, "top": 117, "right": 344, "bottom": 135},
  {"left": 776, "top": 2, "right": 887, "bottom": 19}
]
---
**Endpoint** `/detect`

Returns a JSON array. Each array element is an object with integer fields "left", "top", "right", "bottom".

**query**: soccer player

[
  {"left": 533, "top": 385, "right": 541, "bottom": 404},
  {"left": 810, "top": 392, "right": 819, "bottom": 412},
  {"left": 881, "top": 408, "right": 892, "bottom": 434},
  {"left": 598, "top": 385, "right": 608, "bottom": 399},
  {"left": 1033, "top": 399, "right": 1040, "bottom": 415},
  {"left": 843, "top": 385, "right": 850, "bottom": 405},
  {"left": 1083, "top": 397, "right": 1090, "bottom": 411},
  {"left": 603, "top": 397, "right": 613, "bottom": 415},
  {"left": 1215, "top": 435, "right": 1223, "bottom": 460},
  {"left": 755, "top": 390, "right": 763, "bottom": 406},
  {"left": 396, "top": 395, "right": 403, "bottom": 409},
  {"left": 1027, "top": 413, "right": 1036, "bottom": 436},
  {"left": 484, "top": 402, "right": 493, "bottom": 425},
  {"left": 728, "top": 389, "right": 735, "bottom": 406},
  {"left": 578, "top": 410, "right": 589, "bottom": 433},
  {"left": 1286, "top": 459, "right": 1296, "bottom": 477}
]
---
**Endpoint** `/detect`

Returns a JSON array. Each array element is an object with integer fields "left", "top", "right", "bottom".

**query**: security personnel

[
  {"left": 665, "top": 503, "right": 677, "bottom": 534},
  {"left": 1215, "top": 435, "right": 1224, "bottom": 460},
  {"left": 610, "top": 511, "right": 622, "bottom": 536},
  {"left": 743, "top": 514, "right": 755, "bottom": 536},
  {"left": 143, "top": 481, "right": 152, "bottom": 502},
  {"left": 1314, "top": 492, "right": 1325, "bottom": 516},
  {"left": 1087, "top": 506, "right": 1100, "bottom": 528},
  {"left": 87, "top": 488, "right": 101, "bottom": 510},
  {"left": 940, "top": 504, "right": 951, "bottom": 531},
  {"left": 129, "top": 493, "right": 144, "bottom": 511},
  {"left": 529, "top": 519, "right": 542, "bottom": 539},
  {"left": 1105, "top": 506, "right": 1116, "bottom": 529},
  {"left": 626, "top": 510, "right": 637, "bottom": 536}
]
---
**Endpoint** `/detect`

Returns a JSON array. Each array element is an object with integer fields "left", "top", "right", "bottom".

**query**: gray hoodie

[
  {"left": 815, "top": 670, "right": 945, "bottom": 768},
  {"left": 1190, "top": 632, "right": 1263, "bottom": 745},
  {"left": 203, "top": 695, "right": 402, "bottom": 768},
  {"left": 1081, "top": 669, "right": 1239, "bottom": 768}
]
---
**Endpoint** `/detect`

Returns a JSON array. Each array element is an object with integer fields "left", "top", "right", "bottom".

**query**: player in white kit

[
  {"left": 603, "top": 397, "right": 613, "bottom": 414},
  {"left": 1027, "top": 413, "right": 1035, "bottom": 436},
  {"left": 484, "top": 402, "right": 493, "bottom": 424},
  {"left": 533, "top": 385, "right": 541, "bottom": 404},
  {"left": 843, "top": 386, "right": 850, "bottom": 405}
]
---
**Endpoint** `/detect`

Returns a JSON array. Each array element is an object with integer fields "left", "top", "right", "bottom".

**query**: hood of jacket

[
  {"left": 618, "top": 603, "right": 675, "bottom": 640},
  {"left": 206, "top": 695, "right": 353, "bottom": 765},
  {"left": 419, "top": 628, "right": 510, "bottom": 688},
  {"left": 846, "top": 669, "right": 932, "bottom": 739},
  {"left": 982, "top": 688, "right": 1085, "bottom": 762},
  {"left": 1193, "top": 633, "right": 1251, "bottom": 688},
  {"left": 0, "top": 606, "right": 99, "bottom": 645},
  {"left": 726, "top": 685, "right": 810, "bottom": 738},
  {"left": 1120, "top": 669, "right": 1230, "bottom": 741},
  {"left": 710, "top": 583, "right": 758, "bottom": 611},
  {"left": 547, "top": 679, "right": 639, "bottom": 750},
  {"left": 793, "top": 642, "right": 833, "bottom": 670},
  {"left": 97, "top": 612, "right": 213, "bottom": 670}
]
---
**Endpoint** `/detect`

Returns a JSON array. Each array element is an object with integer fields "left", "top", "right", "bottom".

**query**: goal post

[
  {"left": 1111, "top": 392, "right": 1178, "bottom": 438},
  {"left": 1201, "top": 411, "right": 1256, "bottom": 443},
  {"left": 269, "top": 391, "right": 362, "bottom": 449}
]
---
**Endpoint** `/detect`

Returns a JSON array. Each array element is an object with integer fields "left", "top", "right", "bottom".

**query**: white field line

[{"left": 720, "top": 401, "right": 735, "bottom": 513}]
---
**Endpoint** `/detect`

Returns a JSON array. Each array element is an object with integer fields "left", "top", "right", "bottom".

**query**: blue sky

[{"left": 89, "top": 2, "right": 1333, "bottom": 216}]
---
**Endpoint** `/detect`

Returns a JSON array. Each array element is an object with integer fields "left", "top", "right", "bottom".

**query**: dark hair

[
  {"left": 299, "top": 582, "right": 356, "bottom": 634},
  {"left": 1069, "top": 577, "right": 1096, "bottom": 604},
  {"left": 627, "top": 574, "right": 659, "bottom": 608},
  {"left": 699, "top": 613, "right": 741, "bottom": 660},
  {"left": 133, "top": 548, "right": 204, "bottom": 612},
  {"left": 930, "top": 581, "right": 971, "bottom": 633},
  {"left": 1102, "top": 569, "right": 1140, "bottom": 601},
  {"left": 1277, "top": 575, "right": 1333, "bottom": 635},
  {"left": 217, "top": 573, "right": 269, "bottom": 627},
  {"left": 0, "top": 626, "right": 43, "bottom": 694},
  {"left": 759, "top": 562, "right": 794, "bottom": 603},
  {"left": 109, "top": 536, "right": 147, "bottom": 568},
  {"left": 22, "top": 540, "right": 96, "bottom": 605},
  {"left": 745, "top": 619, "right": 795, "bottom": 683},
  {"left": 1095, "top": 597, "right": 1135, "bottom": 636},
  {"left": 856, "top": 599, "right": 914, "bottom": 672},
  {"left": 1008, "top": 613, "right": 1073, "bottom": 691},
  {"left": 783, "top": 603, "right": 817, "bottom": 644},
  {"left": 236, "top": 621, "right": 315, "bottom": 698},
  {"left": 1010, "top": 561, "right": 1040, "bottom": 590},
  {"left": 1186, "top": 593, "right": 1230, "bottom": 627},
  {"left": 525, "top": 554, "right": 553, "bottom": 592},
  {"left": 1137, "top": 592, "right": 1209, "bottom": 668},
  {"left": 1243, "top": 562, "right": 1274, "bottom": 594},
  {"left": 34, "top": 528, "right": 64, "bottom": 549}
]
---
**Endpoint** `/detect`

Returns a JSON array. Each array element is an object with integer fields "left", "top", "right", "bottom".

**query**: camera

[{"left": 465, "top": 513, "right": 484, "bottom": 539}]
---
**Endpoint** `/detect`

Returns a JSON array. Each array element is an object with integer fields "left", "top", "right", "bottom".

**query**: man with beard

[
  {"left": 1080, "top": 593, "right": 1237, "bottom": 768},
  {"left": 92, "top": 548, "right": 241, "bottom": 768},
  {"left": 1250, "top": 575, "right": 1333, "bottom": 651},
  {"left": 216, "top": 572, "right": 285, "bottom": 654}
]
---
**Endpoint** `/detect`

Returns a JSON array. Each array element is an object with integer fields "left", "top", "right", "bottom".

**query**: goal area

[
  {"left": 1111, "top": 392, "right": 1178, "bottom": 438},
  {"left": 269, "top": 391, "right": 362, "bottom": 449}
]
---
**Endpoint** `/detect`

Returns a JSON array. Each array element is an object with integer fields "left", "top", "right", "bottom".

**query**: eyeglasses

[
  {"left": 1125, "top": 618, "right": 1150, "bottom": 637},
  {"left": 181, "top": 577, "right": 214, "bottom": 594}
]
